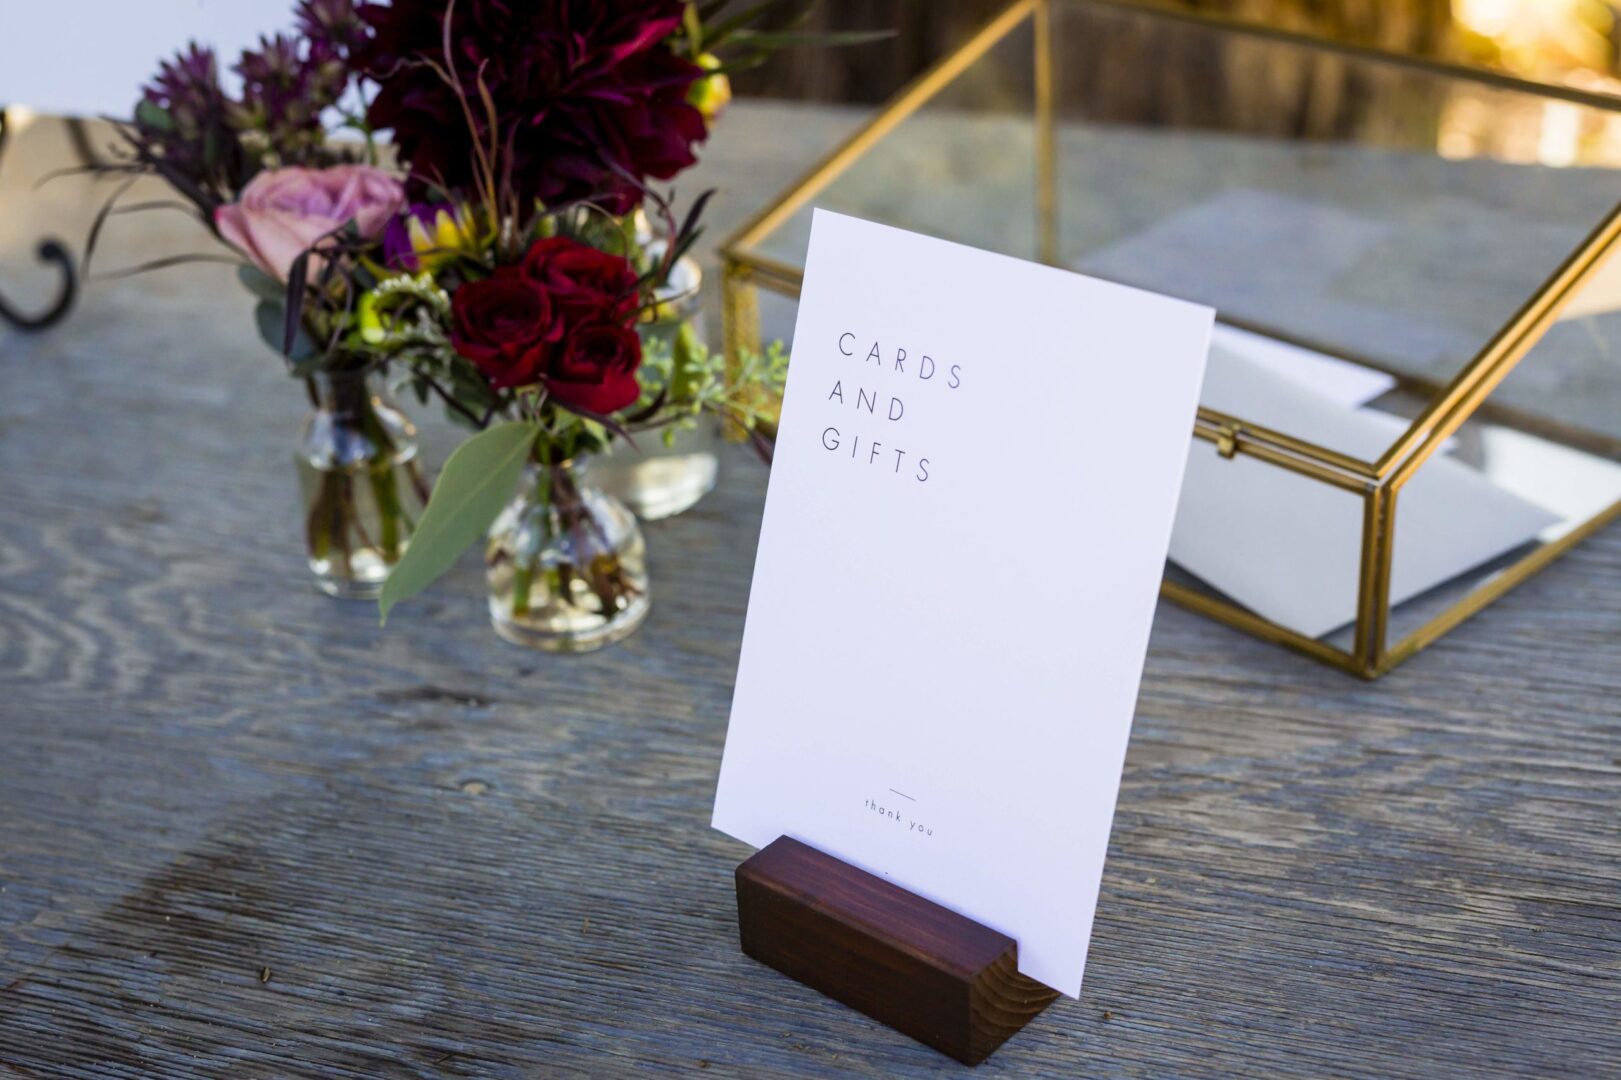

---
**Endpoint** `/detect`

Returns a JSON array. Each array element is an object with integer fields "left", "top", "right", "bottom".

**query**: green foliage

[
  {"left": 679, "top": 0, "right": 894, "bottom": 68},
  {"left": 237, "top": 263, "right": 284, "bottom": 302},
  {"left": 378, "top": 420, "right": 540, "bottom": 624},
  {"left": 254, "top": 298, "right": 318, "bottom": 367},
  {"left": 631, "top": 329, "right": 787, "bottom": 447},
  {"left": 134, "top": 100, "right": 175, "bottom": 134},
  {"left": 354, "top": 273, "right": 451, "bottom": 351}
]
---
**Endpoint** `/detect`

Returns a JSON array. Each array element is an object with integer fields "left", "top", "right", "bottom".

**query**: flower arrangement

[{"left": 94, "top": 0, "right": 864, "bottom": 640}]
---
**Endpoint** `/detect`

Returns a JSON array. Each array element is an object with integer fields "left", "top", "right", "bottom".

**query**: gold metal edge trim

[
  {"left": 1354, "top": 486, "right": 1398, "bottom": 670},
  {"left": 1161, "top": 581, "right": 1365, "bottom": 675},
  {"left": 1034, "top": 0, "right": 1058, "bottom": 267},
  {"left": 722, "top": 0, "right": 1038, "bottom": 260},
  {"left": 1377, "top": 206, "right": 1621, "bottom": 487},
  {"left": 1380, "top": 498, "right": 1621, "bottom": 671},
  {"left": 725, "top": 249, "right": 804, "bottom": 298},
  {"left": 1194, "top": 408, "right": 1376, "bottom": 482}
]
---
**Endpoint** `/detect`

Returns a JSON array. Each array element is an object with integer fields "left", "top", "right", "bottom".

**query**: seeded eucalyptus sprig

[{"left": 633, "top": 330, "right": 786, "bottom": 462}]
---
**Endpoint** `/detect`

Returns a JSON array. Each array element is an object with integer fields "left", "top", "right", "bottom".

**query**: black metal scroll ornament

[{"left": 0, "top": 107, "right": 78, "bottom": 332}]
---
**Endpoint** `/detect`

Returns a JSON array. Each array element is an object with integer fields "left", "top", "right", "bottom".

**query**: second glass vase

[
  {"left": 296, "top": 369, "right": 429, "bottom": 599},
  {"left": 592, "top": 242, "right": 720, "bottom": 521},
  {"left": 485, "top": 459, "right": 650, "bottom": 652}
]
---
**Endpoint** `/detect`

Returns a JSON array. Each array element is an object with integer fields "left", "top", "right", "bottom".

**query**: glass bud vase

[
  {"left": 591, "top": 246, "right": 721, "bottom": 521},
  {"left": 486, "top": 459, "right": 651, "bottom": 652},
  {"left": 296, "top": 369, "right": 429, "bottom": 599}
]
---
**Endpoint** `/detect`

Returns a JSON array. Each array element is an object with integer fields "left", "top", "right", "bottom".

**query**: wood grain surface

[{"left": 2, "top": 102, "right": 1620, "bottom": 1078}]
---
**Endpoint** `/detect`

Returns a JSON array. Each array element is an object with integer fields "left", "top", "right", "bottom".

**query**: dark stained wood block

[{"left": 735, "top": 836, "right": 1059, "bottom": 1065}]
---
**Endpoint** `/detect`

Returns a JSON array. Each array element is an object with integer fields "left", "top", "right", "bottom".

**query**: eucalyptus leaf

[
  {"left": 704, "top": 0, "right": 811, "bottom": 48},
  {"left": 378, "top": 420, "right": 539, "bottom": 624},
  {"left": 731, "top": 28, "right": 895, "bottom": 48},
  {"left": 255, "top": 300, "right": 317, "bottom": 362},
  {"left": 445, "top": 403, "right": 484, "bottom": 430},
  {"left": 288, "top": 351, "right": 327, "bottom": 379},
  {"left": 237, "top": 263, "right": 284, "bottom": 302},
  {"left": 134, "top": 100, "right": 175, "bottom": 133}
]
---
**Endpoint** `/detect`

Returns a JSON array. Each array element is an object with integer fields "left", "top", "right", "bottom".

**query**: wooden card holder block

[{"left": 735, "top": 837, "right": 1058, "bottom": 1065}]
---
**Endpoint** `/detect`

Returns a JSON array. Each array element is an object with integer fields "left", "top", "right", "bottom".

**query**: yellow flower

[
  {"left": 687, "top": 53, "right": 731, "bottom": 122},
  {"left": 388, "top": 203, "right": 483, "bottom": 273}
]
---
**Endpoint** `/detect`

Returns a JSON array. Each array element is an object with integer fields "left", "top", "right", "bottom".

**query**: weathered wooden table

[{"left": 2, "top": 102, "right": 1619, "bottom": 1077}]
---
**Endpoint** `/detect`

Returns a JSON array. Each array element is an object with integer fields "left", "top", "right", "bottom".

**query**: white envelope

[
  {"left": 1210, "top": 323, "right": 1394, "bottom": 408},
  {"left": 1169, "top": 348, "right": 1561, "bottom": 640}
]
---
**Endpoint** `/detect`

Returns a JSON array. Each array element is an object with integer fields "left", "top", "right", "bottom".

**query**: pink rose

[{"left": 215, "top": 165, "right": 405, "bottom": 281}]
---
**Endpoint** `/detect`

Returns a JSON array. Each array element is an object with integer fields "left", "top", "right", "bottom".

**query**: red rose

[
  {"left": 523, "top": 236, "right": 641, "bottom": 321},
  {"left": 449, "top": 267, "right": 557, "bottom": 389},
  {"left": 543, "top": 322, "right": 643, "bottom": 415}
]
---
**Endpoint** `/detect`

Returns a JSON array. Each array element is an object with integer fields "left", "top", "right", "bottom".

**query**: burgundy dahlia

[{"left": 355, "top": 0, "right": 708, "bottom": 215}]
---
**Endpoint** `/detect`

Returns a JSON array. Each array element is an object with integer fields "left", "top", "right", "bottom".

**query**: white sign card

[{"left": 712, "top": 210, "right": 1214, "bottom": 997}]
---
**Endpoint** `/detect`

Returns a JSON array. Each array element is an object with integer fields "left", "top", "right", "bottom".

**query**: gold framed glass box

[{"left": 720, "top": 0, "right": 1621, "bottom": 678}]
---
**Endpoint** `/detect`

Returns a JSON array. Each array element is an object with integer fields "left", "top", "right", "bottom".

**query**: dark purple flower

[
  {"left": 297, "top": 0, "right": 369, "bottom": 59},
  {"left": 354, "top": 0, "right": 708, "bottom": 215},
  {"left": 233, "top": 32, "right": 350, "bottom": 164},
  {"left": 142, "top": 43, "right": 226, "bottom": 123},
  {"left": 136, "top": 43, "right": 249, "bottom": 201}
]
